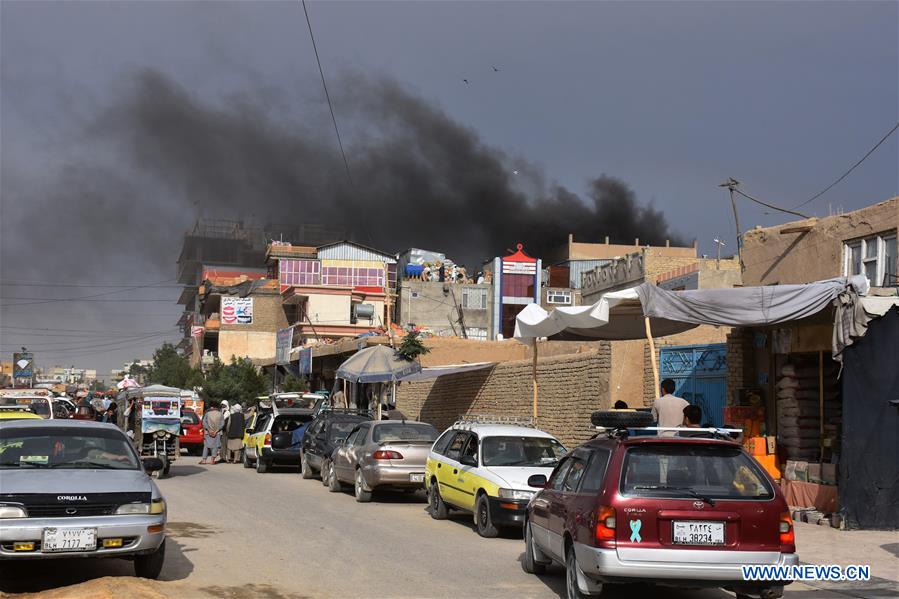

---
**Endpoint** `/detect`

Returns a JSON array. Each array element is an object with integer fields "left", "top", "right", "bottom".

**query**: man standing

[
  {"left": 201, "top": 402, "right": 224, "bottom": 465},
  {"left": 652, "top": 379, "right": 689, "bottom": 435}
]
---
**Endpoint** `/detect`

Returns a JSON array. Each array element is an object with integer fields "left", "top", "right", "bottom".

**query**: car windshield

[
  {"left": 180, "top": 411, "right": 200, "bottom": 425},
  {"left": 0, "top": 427, "right": 140, "bottom": 470},
  {"left": 621, "top": 444, "right": 775, "bottom": 500},
  {"left": 481, "top": 436, "right": 566, "bottom": 467},
  {"left": 372, "top": 423, "right": 438, "bottom": 444}
]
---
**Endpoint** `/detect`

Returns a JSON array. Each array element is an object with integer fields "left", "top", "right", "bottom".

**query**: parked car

[
  {"left": 425, "top": 418, "right": 566, "bottom": 537},
  {"left": 0, "top": 419, "right": 167, "bottom": 578},
  {"left": 300, "top": 410, "right": 371, "bottom": 480},
  {"left": 243, "top": 408, "right": 314, "bottom": 473},
  {"left": 522, "top": 410, "right": 797, "bottom": 599},
  {"left": 178, "top": 408, "right": 203, "bottom": 456},
  {"left": 327, "top": 420, "right": 439, "bottom": 502}
]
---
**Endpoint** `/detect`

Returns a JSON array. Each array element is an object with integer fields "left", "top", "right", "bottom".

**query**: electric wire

[
  {"left": 732, "top": 188, "right": 809, "bottom": 219},
  {"left": 0, "top": 278, "right": 177, "bottom": 308}
]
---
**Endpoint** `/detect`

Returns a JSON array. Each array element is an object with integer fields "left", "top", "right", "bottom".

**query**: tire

[
  {"left": 256, "top": 455, "right": 268, "bottom": 474},
  {"left": 152, "top": 456, "right": 168, "bottom": 480},
  {"left": 321, "top": 459, "right": 332, "bottom": 487},
  {"left": 523, "top": 522, "right": 547, "bottom": 574},
  {"left": 565, "top": 546, "right": 596, "bottom": 599},
  {"left": 134, "top": 539, "right": 166, "bottom": 579},
  {"left": 301, "top": 452, "right": 314, "bottom": 479},
  {"left": 354, "top": 469, "right": 372, "bottom": 503},
  {"left": 242, "top": 450, "right": 252, "bottom": 469},
  {"left": 591, "top": 409, "right": 654, "bottom": 428},
  {"left": 327, "top": 461, "right": 342, "bottom": 492},
  {"left": 476, "top": 493, "right": 499, "bottom": 538},
  {"left": 428, "top": 482, "right": 448, "bottom": 520}
]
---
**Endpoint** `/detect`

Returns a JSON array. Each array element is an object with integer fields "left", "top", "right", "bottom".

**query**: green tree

[
  {"left": 200, "top": 357, "right": 269, "bottom": 408},
  {"left": 146, "top": 343, "right": 199, "bottom": 388},
  {"left": 280, "top": 374, "right": 309, "bottom": 393},
  {"left": 396, "top": 331, "right": 430, "bottom": 361}
]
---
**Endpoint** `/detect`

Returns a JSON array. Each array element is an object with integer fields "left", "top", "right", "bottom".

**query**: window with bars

[
  {"left": 462, "top": 288, "right": 488, "bottom": 310},
  {"left": 279, "top": 259, "right": 320, "bottom": 286},
  {"left": 546, "top": 290, "right": 572, "bottom": 304},
  {"left": 844, "top": 232, "right": 897, "bottom": 287}
]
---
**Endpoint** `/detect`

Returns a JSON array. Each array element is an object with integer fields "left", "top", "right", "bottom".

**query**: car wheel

[
  {"left": 523, "top": 522, "right": 547, "bottom": 574},
  {"left": 327, "top": 462, "right": 343, "bottom": 492},
  {"left": 256, "top": 456, "right": 268, "bottom": 474},
  {"left": 320, "top": 459, "right": 331, "bottom": 487},
  {"left": 428, "top": 482, "right": 448, "bottom": 520},
  {"left": 301, "top": 452, "right": 314, "bottom": 479},
  {"left": 565, "top": 545, "right": 597, "bottom": 599},
  {"left": 475, "top": 494, "right": 500, "bottom": 538},
  {"left": 354, "top": 469, "right": 372, "bottom": 503},
  {"left": 134, "top": 539, "right": 166, "bottom": 579},
  {"left": 151, "top": 456, "right": 168, "bottom": 480},
  {"left": 242, "top": 450, "right": 252, "bottom": 469}
]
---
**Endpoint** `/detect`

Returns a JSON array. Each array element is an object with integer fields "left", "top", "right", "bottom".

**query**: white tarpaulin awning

[{"left": 401, "top": 362, "right": 496, "bottom": 382}]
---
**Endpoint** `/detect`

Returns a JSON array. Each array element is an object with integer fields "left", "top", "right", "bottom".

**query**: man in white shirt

[{"left": 652, "top": 379, "right": 689, "bottom": 436}]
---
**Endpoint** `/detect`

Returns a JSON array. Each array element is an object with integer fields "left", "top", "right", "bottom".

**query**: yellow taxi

[{"left": 425, "top": 417, "right": 566, "bottom": 538}]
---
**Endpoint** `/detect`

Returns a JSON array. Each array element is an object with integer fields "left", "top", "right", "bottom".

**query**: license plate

[
  {"left": 672, "top": 521, "right": 725, "bottom": 545},
  {"left": 409, "top": 473, "right": 424, "bottom": 483},
  {"left": 42, "top": 527, "right": 97, "bottom": 553}
]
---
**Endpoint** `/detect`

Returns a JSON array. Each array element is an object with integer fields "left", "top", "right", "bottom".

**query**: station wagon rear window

[
  {"left": 620, "top": 445, "right": 774, "bottom": 501},
  {"left": 481, "top": 436, "right": 566, "bottom": 467}
]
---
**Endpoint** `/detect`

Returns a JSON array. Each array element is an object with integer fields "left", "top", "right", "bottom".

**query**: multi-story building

[{"left": 395, "top": 280, "right": 493, "bottom": 340}]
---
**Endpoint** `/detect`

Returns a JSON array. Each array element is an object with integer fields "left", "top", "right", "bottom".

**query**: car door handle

[
  {"left": 453, "top": 468, "right": 458, "bottom": 474},
  {"left": 437, "top": 463, "right": 441, "bottom": 469}
]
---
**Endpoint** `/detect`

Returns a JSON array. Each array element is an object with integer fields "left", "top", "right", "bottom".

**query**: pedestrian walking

[
  {"left": 200, "top": 402, "right": 224, "bottom": 465},
  {"left": 225, "top": 404, "right": 245, "bottom": 463},
  {"left": 219, "top": 400, "right": 230, "bottom": 462},
  {"left": 651, "top": 378, "right": 689, "bottom": 437}
]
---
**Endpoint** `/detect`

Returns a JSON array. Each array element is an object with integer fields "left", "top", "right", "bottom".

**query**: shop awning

[{"left": 401, "top": 362, "right": 496, "bottom": 382}]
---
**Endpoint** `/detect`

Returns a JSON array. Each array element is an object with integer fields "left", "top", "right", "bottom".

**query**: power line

[
  {"left": 1, "top": 282, "right": 183, "bottom": 288},
  {"left": 793, "top": 121, "right": 899, "bottom": 210},
  {"left": 301, "top": 0, "right": 353, "bottom": 188},
  {"left": 1, "top": 298, "right": 175, "bottom": 304},
  {"left": 1, "top": 325, "right": 178, "bottom": 335},
  {"left": 0, "top": 278, "right": 176, "bottom": 308},
  {"left": 732, "top": 187, "right": 809, "bottom": 219}
]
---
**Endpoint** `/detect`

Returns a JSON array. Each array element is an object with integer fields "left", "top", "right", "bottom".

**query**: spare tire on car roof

[{"left": 591, "top": 410, "right": 654, "bottom": 428}]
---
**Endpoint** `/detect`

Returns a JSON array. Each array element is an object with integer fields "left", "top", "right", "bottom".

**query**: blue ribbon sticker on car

[{"left": 629, "top": 519, "right": 642, "bottom": 543}]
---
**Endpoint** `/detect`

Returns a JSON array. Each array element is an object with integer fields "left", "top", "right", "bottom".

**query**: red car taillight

[
  {"left": 595, "top": 506, "right": 616, "bottom": 547},
  {"left": 779, "top": 511, "right": 795, "bottom": 548},
  {"left": 264, "top": 433, "right": 272, "bottom": 447},
  {"left": 372, "top": 450, "right": 403, "bottom": 460}
]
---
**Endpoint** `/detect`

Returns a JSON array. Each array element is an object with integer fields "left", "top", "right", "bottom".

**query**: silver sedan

[{"left": 325, "top": 420, "right": 438, "bottom": 502}]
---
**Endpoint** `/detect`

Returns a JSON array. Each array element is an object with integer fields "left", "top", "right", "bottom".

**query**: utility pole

[
  {"left": 713, "top": 237, "right": 726, "bottom": 270},
  {"left": 719, "top": 178, "right": 743, "bottom": 268}
]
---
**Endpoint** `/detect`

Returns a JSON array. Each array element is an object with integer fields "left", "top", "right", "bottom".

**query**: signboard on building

[
  {"left": 581, "top": 252, "right": 645, "bottom": 301},
  {"left": 276, "top": 327, "right": 294, "bottom": 365},
  {"left": 190, "top": 326, "right": 204, "bottom": 338},
  {"left": 12, "top": 352, "right": 33, "bottom": 380},
  {"left": 297, "top": 347, "right": 312, "bottom": 375},
  {"left": 221, "top": 297, "right": 253, "bottom": 325}
]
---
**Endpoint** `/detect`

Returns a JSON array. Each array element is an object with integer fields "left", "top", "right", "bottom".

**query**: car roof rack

[
  {"left": 593, "top": 426, "right": 743, "bottom": 441},
  {"left": 453, "top": 414, "right": 536, "bottom": 429},
  {"left": 320, "top": 407, "right": 372, "bottom": 417}
]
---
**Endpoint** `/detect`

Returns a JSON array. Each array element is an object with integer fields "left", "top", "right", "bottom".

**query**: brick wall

[
  {"left": 726, "top": 328, "right": 754, "bottom": 406},
  {"left": 395, "top": 346, "right": 611, "bottom": 448}
]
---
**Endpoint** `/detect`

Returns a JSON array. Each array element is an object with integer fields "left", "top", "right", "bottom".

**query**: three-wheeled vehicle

[{"left": 121, "top": 384, "right": 181, "bottom": 478}]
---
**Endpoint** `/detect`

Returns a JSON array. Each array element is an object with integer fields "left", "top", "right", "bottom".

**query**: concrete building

[
  {"left": 396, "top": 280, "right": 493, "bottom": 340},
  {"left": 485, "top": 244, "right": 542, "bottom": 339},
  {"left": 741, "top": 197, "right": 897, "bottom": 287}
]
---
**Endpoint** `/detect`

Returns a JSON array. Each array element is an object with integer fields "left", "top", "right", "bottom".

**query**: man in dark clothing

[{"left": 679, "top": 404, "right": 713, "bottom": 438}]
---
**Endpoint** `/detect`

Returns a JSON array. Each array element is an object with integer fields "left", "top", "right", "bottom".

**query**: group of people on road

[{"left": 199, "top": 401, "right": 246, "bottom": 465}]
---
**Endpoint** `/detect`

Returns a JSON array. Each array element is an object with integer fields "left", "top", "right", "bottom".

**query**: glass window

[
  {"left": 352, "top": 425, "right": 370, "bottom": 447},
  {"left": 885, "top": 236, "right": 897, "bottom": 284},
  {"left": 547, "top": 290, "right": 572, "bottom": 305},
  {"left": 444, "top": 433, "right": 467, "bottom": 461},
  {"left": 845, "top": 233, "right": 898, "bottom": 286},
  {"left": 461, "top": 435, "right": 479, "bottom": 465},
  {"left": 562, "top": 458, "right": 587, "bottom": 492},
  {"left": 180, "top": 411, "right": 200, "bottom": 425},
  {"left": 549, "top": 458, "right": 573, "bottom": 491},
  {"left": 432, "top": 429, "right": 455, "bottom": 455},
  {"left": 272, "top": 417, "right": 307, "bottom": 433},
  {"left": 372, "top": 422, "right": 438, "bottom": 443},
  {"left": 328, "top": 421, "right": 359, "bottom": 442},
  {"left": 620, "top": 445, "right": 774, "bottom": 500},
  {"left": 481, "top": 436, "right": 566, "bottom": 467},
  {"left": 0, "top": 427, "right": 139, "bottom": 470},
  {"left": 579, "top": 449, "right": 611, "bottom": 493}
]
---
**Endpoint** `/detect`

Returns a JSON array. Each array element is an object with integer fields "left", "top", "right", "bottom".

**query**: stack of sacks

[{"left": 775, "top": 363, "right": 841, "bottom": 460}]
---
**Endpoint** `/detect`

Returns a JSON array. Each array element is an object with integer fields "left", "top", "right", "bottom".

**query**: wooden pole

[
  {"left": 645, "top": 317, "right": 660, "bottom": 400},
  {"left": 532, "top": 341, "right": 538, "bottom": 423},
  {"left": 819, "top": 351, "right": 824, "bottom": 461}
]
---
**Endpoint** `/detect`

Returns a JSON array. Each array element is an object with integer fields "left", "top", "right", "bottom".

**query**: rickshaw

[{"left": 121, "top": 384, "right": 181, "bottom": 478}]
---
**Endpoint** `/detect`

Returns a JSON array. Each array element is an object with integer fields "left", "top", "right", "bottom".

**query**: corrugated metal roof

[
  {"left": 317, "top": 241, "right": 397, "bottom": 263},
  {"left": 565, "top": 259, "right": 612, "bottom": 288}
]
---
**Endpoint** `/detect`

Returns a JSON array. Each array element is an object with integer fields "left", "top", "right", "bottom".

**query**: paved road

[{"left": 1, "top": 462, "right": 877, "bottom": 598}]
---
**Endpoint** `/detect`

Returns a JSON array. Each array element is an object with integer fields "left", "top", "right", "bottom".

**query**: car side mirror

[
  {"left": 143, "top": 457, "right": 164, "bottom": 472},
  {"left": 527, "top": 474, "right": 548, "bottom": 488},
  {"left": 460, "top": 455, "right": 477, "bottom": 467}
]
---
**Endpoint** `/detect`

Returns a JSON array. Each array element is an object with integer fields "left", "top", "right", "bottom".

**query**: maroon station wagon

[{"left": 523, "top": 413, "right": 798, "bottom": 599}]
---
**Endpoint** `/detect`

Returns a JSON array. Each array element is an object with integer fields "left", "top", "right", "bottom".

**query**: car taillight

[
  {"left": 264, "top": 433, "right": 272, "bottom": 447},
  {"left": 779, "top": 511, "right": 795, "bottom": 547},
  {"left": 373, "top": 450, "right": 403, "bottom": 460},
  {"left": 595, "top": 506, "right": 616, "bottom": 546}
]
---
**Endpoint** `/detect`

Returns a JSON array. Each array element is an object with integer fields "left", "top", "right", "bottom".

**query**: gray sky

[{"left": 1, "top": 0, "right": 897, "bottom": 379}]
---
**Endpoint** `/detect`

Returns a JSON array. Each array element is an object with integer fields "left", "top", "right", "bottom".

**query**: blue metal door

[{"left": 659, "top": 344, "right": 727, "bottom": 427}]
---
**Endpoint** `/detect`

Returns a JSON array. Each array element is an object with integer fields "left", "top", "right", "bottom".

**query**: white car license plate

[
  {"left": 409, "top": 473, "right": 424, "bottom": 483},
  {"left": 42, "top": 527, "right": 97, "bottom": 553},
  {"left": 672, "top": 521, "right": 725, "bottom": 545}
]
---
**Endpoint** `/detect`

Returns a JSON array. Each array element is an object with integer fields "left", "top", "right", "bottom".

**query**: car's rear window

[
  {"left": 621, "top": 444, "right": 774, "bottom": 500},
  {"left": 180, "top": 411, "right": 200, "bottom": 425},
  {"left": 372, "top": 423, "right": 438, "bottom": 444}
]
